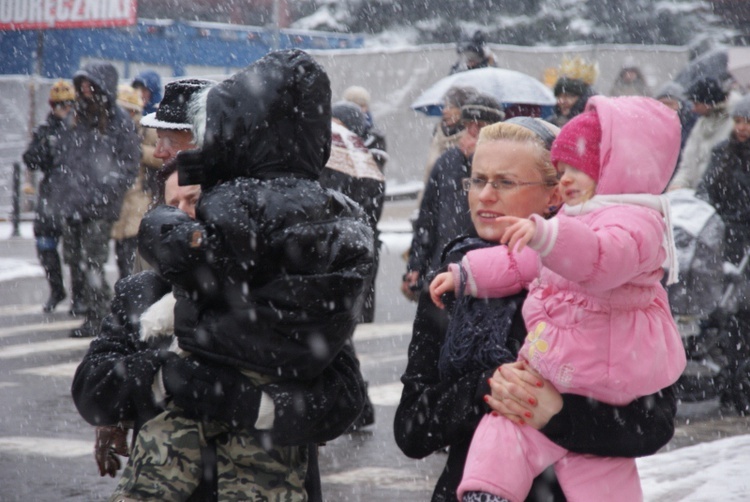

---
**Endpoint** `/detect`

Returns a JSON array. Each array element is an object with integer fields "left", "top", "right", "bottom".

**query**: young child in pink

[{"left": 430, "top": 96, "right": 687, "bottom": 502}]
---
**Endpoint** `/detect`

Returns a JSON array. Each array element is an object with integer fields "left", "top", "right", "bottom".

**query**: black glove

[
  {"left": 137, "top": 205, "right": 212, "bottom": 290},
  {"left": 161, "top": 354, "right": 262, "bottom": 427}
]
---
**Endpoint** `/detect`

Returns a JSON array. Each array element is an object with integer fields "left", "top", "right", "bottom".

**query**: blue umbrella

[{"left": 411, "top": 67, "right": 556, "bottom": 117}]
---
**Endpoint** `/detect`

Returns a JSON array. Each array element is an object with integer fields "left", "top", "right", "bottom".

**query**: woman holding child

[{"left": 394, "top": 107, "right": 679, "bottom": 502}]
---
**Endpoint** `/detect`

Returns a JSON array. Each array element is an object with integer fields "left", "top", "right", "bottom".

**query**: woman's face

[
  {"left": 556, "top": 93, "right": 579, "bottom": 117},
  {"left": 468, "top": 139, "right": 558, "bottom": 242}
]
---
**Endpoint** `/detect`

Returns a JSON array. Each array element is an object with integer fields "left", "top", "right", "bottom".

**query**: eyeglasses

[{"left": 462, "top": 177, "right": 548, "bottom": 193}]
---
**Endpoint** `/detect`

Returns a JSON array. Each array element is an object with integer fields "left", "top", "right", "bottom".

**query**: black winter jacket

[
  {"left": 71, "top": 271, "right": 366, "bottom": 501},
  {"left": 72, "top": 270, "right": 366, "bottom": 445},
  {"left": 138, "top": 50, "right": 374, "bottom": 380},
  {"left": 698, "top": 135, "right": 750, "bottom": 263},
  {"left": 54, "top": 61, "right": 140, "bottom": 222},
  {"left": 394, "top": 236, "right": 678, "bottom": 502},
  {"left": 408, "top": 147, "right": 473, "bottom": 280},
  {"left": 22, "top": 112, "right": 70, "bottom": 230}
]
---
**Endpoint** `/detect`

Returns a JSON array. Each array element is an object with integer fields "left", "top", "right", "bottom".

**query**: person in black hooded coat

[
  {"left": 55, "top": 61, "right": 140, "bottom": 336},
  {"left": 139, "top": 49, "right": 374, "bottom": 381},
  {"left": 124, "top": 49, "right": 374, "bottom": 500},
  {"left": 73, "top": 165, "right": 367, "bottom": 502}
]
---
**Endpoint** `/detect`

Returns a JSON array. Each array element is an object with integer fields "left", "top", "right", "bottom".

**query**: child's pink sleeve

[
  {"left": 528, "top": 209, "right": 666, "bottom": 292},
  {"left": 460, "top": 245, "right": 539, "bottom": 298}
]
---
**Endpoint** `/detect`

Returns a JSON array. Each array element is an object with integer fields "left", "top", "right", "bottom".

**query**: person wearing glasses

[
  {"left": 395, "top": 114, "right": 679, "bottom": 502},
  {"left": 432, "top": 97, "right": 685, "bottom": 502}
]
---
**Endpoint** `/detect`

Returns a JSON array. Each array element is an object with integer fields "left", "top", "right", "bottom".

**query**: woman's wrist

[{"left": 538, "top": 396, "right": 571, "bottom": 439}]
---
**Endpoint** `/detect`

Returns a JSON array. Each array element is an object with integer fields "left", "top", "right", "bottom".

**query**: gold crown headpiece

[{"left": 558, "top": 56, "right": 599, "bottom": 85}]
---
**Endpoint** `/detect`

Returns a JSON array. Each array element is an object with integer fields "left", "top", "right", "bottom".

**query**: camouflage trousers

[{"left": 109, "top": 406, "right": 308, "bottom": 502}]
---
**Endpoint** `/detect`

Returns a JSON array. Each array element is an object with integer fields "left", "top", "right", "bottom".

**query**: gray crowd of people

[{"left": 19, "top": 40, "right": 750, "bottom": 501}]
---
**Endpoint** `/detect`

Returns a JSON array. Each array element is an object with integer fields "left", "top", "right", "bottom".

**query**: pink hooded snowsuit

[{"left": 456, "top": 96, "right": 687, "bottom": 502}]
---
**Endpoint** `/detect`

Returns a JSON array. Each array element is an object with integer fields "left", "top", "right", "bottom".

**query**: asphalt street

[{"left": 0, "top": 199, "right": 749, "bottom": 501}]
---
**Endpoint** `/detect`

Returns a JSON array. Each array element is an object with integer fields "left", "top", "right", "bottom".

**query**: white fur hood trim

[{"left": 140, "top": 293, "right": 177, "bottom": 342}]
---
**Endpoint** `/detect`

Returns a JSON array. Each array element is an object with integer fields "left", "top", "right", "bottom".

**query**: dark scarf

[
  {"left": 441, "top": 120, "right": 464, "bottom": 138},
  {"left": 438, "top": 237, "right": 521, "bottom": 381}
]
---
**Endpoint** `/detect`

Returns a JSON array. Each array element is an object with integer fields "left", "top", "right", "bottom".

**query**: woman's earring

[{"left": 548, "top": 205, "right": 558, "bottom": 213}]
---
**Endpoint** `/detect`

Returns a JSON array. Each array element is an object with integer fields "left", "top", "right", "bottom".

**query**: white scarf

[{"left": 562, "top": 194, "right": 679, "bottom": 285}]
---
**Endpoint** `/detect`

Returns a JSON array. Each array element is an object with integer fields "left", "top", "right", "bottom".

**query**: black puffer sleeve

[
  {"left": 261, "top": 342, "right": 366, "bottom": 445},
  {"left": 22, "top": 121, "right": 53, "bottom": 172},
  {"left": 71, "top": 271, "right": 173, "bottom": 428},
  {"left": 541, "top": 386, "right": 677, "bottom": 457}
]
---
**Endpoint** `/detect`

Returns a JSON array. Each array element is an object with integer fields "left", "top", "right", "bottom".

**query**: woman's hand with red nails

[{"left": 485, "top": 361, "right": 563, "bottom": 429}]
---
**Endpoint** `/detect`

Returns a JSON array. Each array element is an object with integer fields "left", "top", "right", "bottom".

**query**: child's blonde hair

[{"left": 476, "top": 120, "right": 560, "bottom": 188}]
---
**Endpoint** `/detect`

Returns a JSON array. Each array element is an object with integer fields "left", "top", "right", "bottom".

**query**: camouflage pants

[{"left": 109, "top": 407, "right": 308, "bottom": 502}]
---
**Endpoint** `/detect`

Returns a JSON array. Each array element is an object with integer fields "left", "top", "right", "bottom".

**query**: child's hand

[
  {"left": 496, "top": 216, "right": 536, "bottom": 252},
  {"left": 429, "top": 272, "right": 455, "bottom": 309}
]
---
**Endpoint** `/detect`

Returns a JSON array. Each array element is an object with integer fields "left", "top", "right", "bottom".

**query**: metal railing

[{"left": 10, "top": 162, "right": 20, "bottom": 237}]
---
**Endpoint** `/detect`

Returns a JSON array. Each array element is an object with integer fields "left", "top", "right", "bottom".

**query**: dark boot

[
  {"left": 69, "top": 316, "right": 100, "bottom": 338},
  {"left": 69, "top": 265, "right": 89, "bottom": 316},
  {"left": 38, "top": 249, "right": 66, "bottom": 312}
]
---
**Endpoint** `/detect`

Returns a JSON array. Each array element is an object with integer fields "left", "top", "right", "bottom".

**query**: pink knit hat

[{"left": 550, "top": 110, "right": 602, "bottom": 182}]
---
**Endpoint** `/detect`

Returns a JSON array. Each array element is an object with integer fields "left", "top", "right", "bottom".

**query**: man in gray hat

[{"left": 402, "top": 93, "right": 505, "bottom": 301}]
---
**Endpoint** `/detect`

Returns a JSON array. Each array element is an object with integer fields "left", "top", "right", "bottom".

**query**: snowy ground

[{"left": 1, "top": 220, "right": 749, "bottom": 500}]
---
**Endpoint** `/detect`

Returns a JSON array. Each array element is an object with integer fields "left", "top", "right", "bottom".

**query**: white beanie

[
  {"left": 731, "top": 94, "right": 750, "bottom": 120},
  {"left": 342, "top": 86, "right": 371, "bottom": 108}
]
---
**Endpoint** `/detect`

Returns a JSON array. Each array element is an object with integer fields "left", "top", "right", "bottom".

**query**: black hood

[
  {"left": 73, "top": 61, "right": 119, "bottom": 109},
  {"left": 177, "top": 49, "right": 332, "bottom": 188}
]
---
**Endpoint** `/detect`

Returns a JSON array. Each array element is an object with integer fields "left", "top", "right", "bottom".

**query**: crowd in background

[{"left": 19, "top": 34, "right": 750, "bottom": 501}]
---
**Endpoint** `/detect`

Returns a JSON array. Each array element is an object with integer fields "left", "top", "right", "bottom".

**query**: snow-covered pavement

[{"left": 2, "top": 220, "right": 750, "bottom": 500}]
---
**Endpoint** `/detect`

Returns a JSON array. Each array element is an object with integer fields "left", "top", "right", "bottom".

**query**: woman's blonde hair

[{"left": 476, "top": 119, "right": 560, "bottom": 187}]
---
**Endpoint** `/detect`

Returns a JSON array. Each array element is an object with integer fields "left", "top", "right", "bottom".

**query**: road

[{"left": 0, "top": 200, "right": 749, "bottom": 501}]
